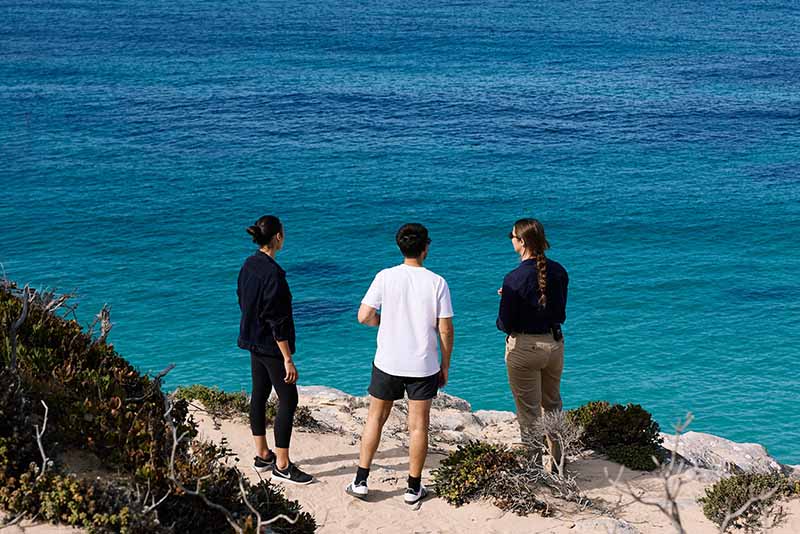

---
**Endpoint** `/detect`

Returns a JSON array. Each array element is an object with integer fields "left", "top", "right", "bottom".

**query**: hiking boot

[
  {"left": 253, "top": 452, "right": 276, "bottom": 473},
  {"left": 403, "top": 484, "right": 428, "bottom": 505},
  {"left": 272, "top": 462, "right": 313, "bottom": 485},
  {"left": 345, "top": 479, "right": 369, "bottom": 500}
]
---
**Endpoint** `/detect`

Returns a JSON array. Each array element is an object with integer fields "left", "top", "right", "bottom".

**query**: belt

[{"left": 512, "top": 325, "right": 563, "bottom": 340}]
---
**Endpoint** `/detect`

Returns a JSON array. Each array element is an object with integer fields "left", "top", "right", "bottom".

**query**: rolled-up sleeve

[{"left": 259, "top": 274, "right": 293, "bottom": 342}]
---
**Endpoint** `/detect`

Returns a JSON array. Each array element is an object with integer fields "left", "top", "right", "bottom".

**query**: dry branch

[{"left": 607, "top": 413, "right": 694, "bottom": 534}]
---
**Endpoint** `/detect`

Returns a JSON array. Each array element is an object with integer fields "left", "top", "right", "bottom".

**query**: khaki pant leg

[
  {"left": 541, "top": 339, "right": 564, "bottom": 413},
  {"left": 505, "top": 335, "right": 548, "bottom": 446},
  {"left": 541, "top": 339, "right": 565, "bottom": 465}
]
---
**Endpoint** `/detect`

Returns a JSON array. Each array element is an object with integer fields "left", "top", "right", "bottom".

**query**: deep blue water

[{"left": 2, "top": 1, "right": 799, "bottom": 462}]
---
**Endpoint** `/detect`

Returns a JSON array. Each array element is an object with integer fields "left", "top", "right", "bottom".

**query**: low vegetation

[
  {"left": 175, "top": 384, "right": 320, "bottom": 429},
  {"left": 567, "top": 400, "right": 664, "bottom": 471},
  {"left": 0, "top": 281, "right": 316, "bottom": 533},
  {"left": 699, "top": 472, "right": 799, "bottom": 532},
  {"left": 431, "top": 441, "right": 551, "bottom": 515}
]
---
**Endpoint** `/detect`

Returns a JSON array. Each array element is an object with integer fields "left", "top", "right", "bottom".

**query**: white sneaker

[
  {"left": 404, "top": 484, "right": 428, "bottom": 505},
  {"left": 345, "top": 479, "right": 369, "bottom": 500}
]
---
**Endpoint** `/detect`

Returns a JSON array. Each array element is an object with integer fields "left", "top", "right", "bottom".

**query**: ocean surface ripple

[{"left": 2, "top": 0, "right": 799, "bottom": 461}]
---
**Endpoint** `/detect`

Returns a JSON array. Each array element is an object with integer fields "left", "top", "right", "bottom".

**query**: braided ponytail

[
  {"left": 534, "top": 250, "right": 548, "bottom": 309},
  {"left": 513, "top": 218, "right": 551, "bottom": 310}
]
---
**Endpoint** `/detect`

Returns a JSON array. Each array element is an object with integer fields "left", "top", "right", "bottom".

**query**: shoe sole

[
  {"left": 345, "top": 484, "right": 368, "bottom": 500},
  {"left": 253, "top": 465, "right": 274, "bottom": 474},
  {"left": 271, "top": 473, "right": 314, "bottom": 486}
]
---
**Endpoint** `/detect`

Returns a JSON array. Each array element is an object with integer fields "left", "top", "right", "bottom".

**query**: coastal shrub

[
  {"left": 175, "top": 383, "right": 320, "bottom": 429},
  {"left": 0, "top": 462, "right": 164, "bottom": 533},
  {"left": 161, "top": 439, "right": 316, "bottom": 534},
  {"left": 698, "top": 472, "right": 797, "bottom": 531},
  {"left": 567, "top": 401, "right": 664, "bottom": 471},
  {"left": 0, "top": 282, "right": 316, "bottom": 533},
  {"left": 433, "top": 442, "right": 558, "bottom": 516},
  {"left": 175, "top": 384, "right": 250, "bottom": 417},
  {"left": 432, "top": 441, "right": 518, "bottom": 506}
]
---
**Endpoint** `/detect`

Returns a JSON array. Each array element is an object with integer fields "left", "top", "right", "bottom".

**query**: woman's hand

[{"left": 284, "top": 359, "right": 298, "bottom": 384}]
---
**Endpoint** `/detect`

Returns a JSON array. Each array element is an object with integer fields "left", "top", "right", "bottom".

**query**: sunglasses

[{"left": 508, "top": 232, "right": 518, "bottom": 240}]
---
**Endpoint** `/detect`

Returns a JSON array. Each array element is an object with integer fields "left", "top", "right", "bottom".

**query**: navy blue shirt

[
  {"left": 237, "top": 252, "right": 296, "bottom": 357},
  {"left": 496, "top": 258, "right": 568, "bottom": 335}
]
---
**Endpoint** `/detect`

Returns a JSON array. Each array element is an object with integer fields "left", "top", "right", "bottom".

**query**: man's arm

[
  {"left": 358, "top": 303, "right": 381, "bottom": 327},
  {"left": 437, "top": 317, "right": 454, "bottom": 387}
]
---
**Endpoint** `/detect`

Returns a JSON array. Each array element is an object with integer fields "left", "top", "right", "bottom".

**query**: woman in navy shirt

[
  {"left": 497, "top": 218, "right": 568, "bottom": 467},
  {"left": 238, "top": 215, "right": 312, "bottom": 485}
]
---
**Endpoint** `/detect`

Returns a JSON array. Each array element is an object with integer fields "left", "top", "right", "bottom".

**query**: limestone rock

[
  {"left": 432, "top": 392, "right": 472, "bottom": 412},
  {"left": 473, "top": 409, "right": 517, "bottom": 426},
  {"left": 430, "top": 410, "right": 477, "bottom": 432},
  {"left": 572, "top": 517, "right": 640, "bottom": 534},
  {"left": 297, "top": 385, "right": 352, "bottom": 404},
  {"left": 660, "top": 431, "right": 783, "bottom": 474}
]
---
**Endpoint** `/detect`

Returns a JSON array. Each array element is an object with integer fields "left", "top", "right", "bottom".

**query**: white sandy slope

[{"left": 3, "top": 387, "right": 799, "bottom": 534}]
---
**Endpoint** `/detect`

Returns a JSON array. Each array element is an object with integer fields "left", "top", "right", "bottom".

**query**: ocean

[{"left": 2, "top": 0, "right": 799, "bottom": 462}]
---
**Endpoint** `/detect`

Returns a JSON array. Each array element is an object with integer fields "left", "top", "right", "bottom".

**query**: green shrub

[
  {"left": 0, "top": 283, "right": 316, "bottom": 533},
  {"left": 175, "top": 384, "right": 250, "bottom": 417},
  {"left": 567, "top": 401, "right": 664, "bottom": 471},
  {"left": 175, "top": 383, "right": 320, "bottom": 429},
  {"left": 432, "top": 441, "right": 518, "bottom": 506},
  {"left": 605, "top": 444, "right": 660, "bottom": 471},
  {"left": 698, "top": 473, "right": 797, "bottom": 531}
]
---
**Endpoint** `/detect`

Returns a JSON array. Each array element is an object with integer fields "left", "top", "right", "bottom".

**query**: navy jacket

[
  {"left": 496, "top": 258, "right": 568, "bottom": 335},
  {"left": 237, "top": 252, "right": 296, "bottom": 357}
]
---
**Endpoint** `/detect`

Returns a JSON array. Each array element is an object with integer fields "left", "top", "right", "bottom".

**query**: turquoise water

[{"left": 2, "top": 1, "right": 799, "bottom": 462}]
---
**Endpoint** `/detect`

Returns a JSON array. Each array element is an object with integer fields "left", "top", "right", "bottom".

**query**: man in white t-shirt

[{"left": 345, "top": 223, "right": 455, "bottom": 505}]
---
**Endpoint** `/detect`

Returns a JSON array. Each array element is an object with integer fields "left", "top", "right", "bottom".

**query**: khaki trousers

[{"left": 505, "top": 333, "right": 564, "bottom": 457}]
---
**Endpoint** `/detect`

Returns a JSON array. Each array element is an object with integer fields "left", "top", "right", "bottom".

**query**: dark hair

[
  {"left": 513, "top": 218, "right": 550, "bottom": 309},
  {"left": 395, "top": 223, "right": 430, "bottom": 258},
  {"left": 246, "top": 215, "right": 283, "bottom": 247}
]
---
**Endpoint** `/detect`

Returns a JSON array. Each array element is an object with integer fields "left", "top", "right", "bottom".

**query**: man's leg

[
  {"left": 407, "top": 399, "right": 432, "bottom": 478},
  {"left": 358, "top": 395, "right": 394, "bottom": 470}
]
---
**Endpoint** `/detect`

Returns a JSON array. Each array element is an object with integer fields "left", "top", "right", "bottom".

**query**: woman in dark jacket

[
  {"left": 496, "top": 218, "right": 568, "bottom": 469},
  {"left": 237, "top": 215, "right": 312, "bottom": 485}
]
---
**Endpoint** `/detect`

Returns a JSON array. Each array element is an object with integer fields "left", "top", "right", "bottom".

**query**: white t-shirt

[{"left": 361, "top": 264, "right": 454, "bottom": 377}]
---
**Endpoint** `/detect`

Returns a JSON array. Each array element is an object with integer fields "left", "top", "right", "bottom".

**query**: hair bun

[{"left": 246, "top": 225, "right": 259, "bottom": 237}]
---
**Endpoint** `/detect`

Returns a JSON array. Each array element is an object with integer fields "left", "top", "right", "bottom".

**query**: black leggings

[{"left": 250, "top": 352, "right": 298, "bottom": 449}]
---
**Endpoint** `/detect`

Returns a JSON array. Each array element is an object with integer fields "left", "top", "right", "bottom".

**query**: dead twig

[
  {"left": 607, "top": 413, "right": 694, "bottom": 534},
  {"left": 34, "top": 400, "right": 51, "bottom": 479},
  {"left": 717, "top": 485, "right": 781, "bottom": 533},
  {"left": 9, "top": 285, "right": 33, "bottom": 371},
  {"left": 95, "top": 304, "right": 113, "bottom": 344}
]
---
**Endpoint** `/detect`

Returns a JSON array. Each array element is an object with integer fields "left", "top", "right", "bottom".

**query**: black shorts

[{"left": 368, "top": 364, "right": 439, "bottom": 401}]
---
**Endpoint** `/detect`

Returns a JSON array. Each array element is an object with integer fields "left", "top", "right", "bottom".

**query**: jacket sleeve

[
  {"left": 259, "top": 273, "right": 293, "bottom": 342},
  {"left": 550, "top": 270, "right": 568, "bottom": 324},
  {"left": 496, "top": 279, "right": 518, "bottom": 334}
]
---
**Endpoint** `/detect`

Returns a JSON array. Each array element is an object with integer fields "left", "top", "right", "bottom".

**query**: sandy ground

[
  {"left": 187, "top": 404, "right": 800, "bottom": 534},
  {"left": 3, "top": 396, "right": 799, "bottom": 534}
]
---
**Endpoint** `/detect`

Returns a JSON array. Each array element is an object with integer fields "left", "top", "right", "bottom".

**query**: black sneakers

[
  {"left": 272, "top": 462, "right": 314, "bottom": 485},
  {"left": 253, "top": 452, "right": 276, "bottom": 473}
]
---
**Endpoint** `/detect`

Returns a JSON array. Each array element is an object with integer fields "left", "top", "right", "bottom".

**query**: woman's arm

[
  {"left": 496, "top": 282, "right": 518, "bottom": 333},
  {"left": 259, "top": 275, "right": 293, "bottom": 338}
]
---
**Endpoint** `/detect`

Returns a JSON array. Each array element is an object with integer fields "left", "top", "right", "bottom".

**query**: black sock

[
  {"left": 408, "top": 475, "right": 421, "bottom": 492},
  {"left": 355, "top": 466, "right": 370, "bottom": 484}
]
